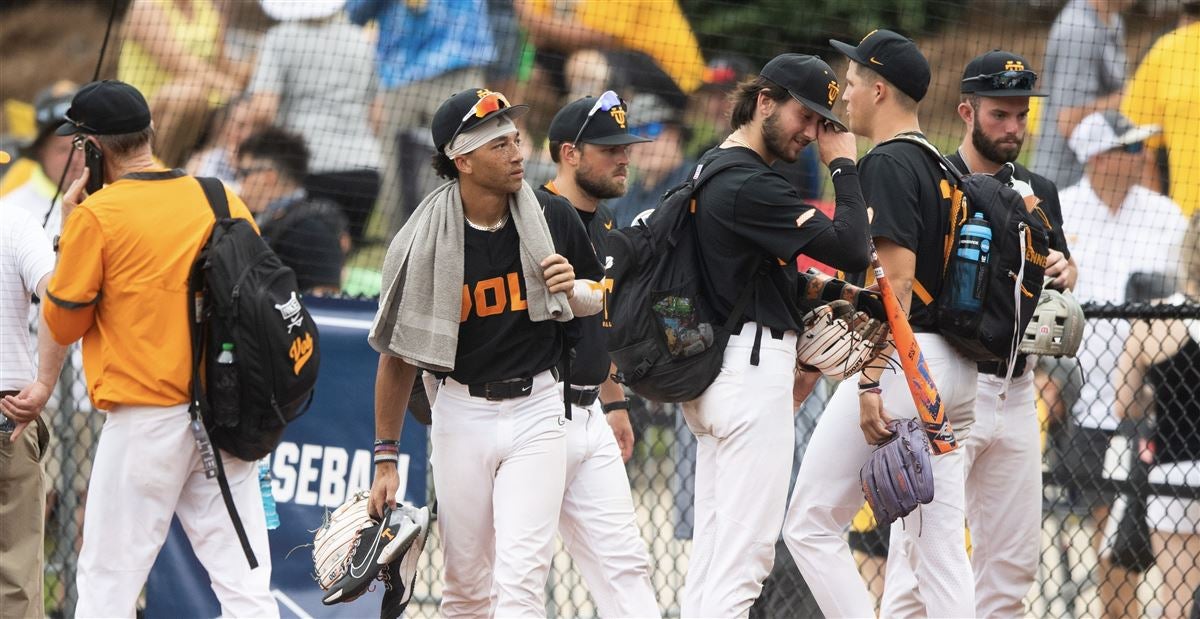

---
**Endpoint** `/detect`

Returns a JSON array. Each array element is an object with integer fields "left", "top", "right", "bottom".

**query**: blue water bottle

[
  {"left": 259, "top": 459, "right": 280, "bottom": 530},
  {"left": 949, "top": 212, "right": 992, "bottom": 313}
]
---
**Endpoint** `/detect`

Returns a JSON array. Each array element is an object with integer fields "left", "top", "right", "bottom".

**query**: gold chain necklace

[{"left": 465, "top": 213, "right": 510, "bottom": 232}]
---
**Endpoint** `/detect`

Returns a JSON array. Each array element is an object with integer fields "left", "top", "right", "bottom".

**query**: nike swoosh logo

[
  {"left": 521, "top": 385, "right": 531, "bottom": 392},
  {"left": 832, "top": 168, "right": 843, "bottom": 177},
  {"left": 604, "top": 220, "right": 613, "bottom": 230},
  {"left": 869, "top": 56, "right": 884, "bottom": 66}
]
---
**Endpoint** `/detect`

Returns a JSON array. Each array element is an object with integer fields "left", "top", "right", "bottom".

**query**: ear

[
  {"left": 561, "top": 142, "right": 580, "bottom": 167},
  {"left": 957, "top": 101, "right": 974, "bottom": 125},
  {"left": 454, "top": 155, "right": 471, "bottom": 176},
  {"left": 757, "top": 89, "right": 777, "bottom": 117}
]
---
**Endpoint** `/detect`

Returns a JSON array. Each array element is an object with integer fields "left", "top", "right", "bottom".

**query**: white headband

[{"left": 444, "top": 116, "right": 517, "bottom": 159}]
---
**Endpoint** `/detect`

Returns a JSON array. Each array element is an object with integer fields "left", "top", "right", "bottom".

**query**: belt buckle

[{"left": 484, "top": 383, "right": 501, "bottom": 401}]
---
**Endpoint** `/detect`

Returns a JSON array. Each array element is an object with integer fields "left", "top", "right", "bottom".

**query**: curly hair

[{"left": 431, "top": 152, "right": 460, "bottom": 180}]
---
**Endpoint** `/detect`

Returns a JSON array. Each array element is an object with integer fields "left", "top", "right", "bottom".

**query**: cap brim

[
  {"left": 54, "top": 120, "right": 82, "bottom": 136},
  {"left": 791, "top": 92, "right": 847, "bottom": 133},
  {"left": 829, "top": 39, "right": 867, "bottom": 66},
  {"left": 583, "top": 133, "right": 654, "bottom": 145},
  {"left": 1116, "top": 124, "right": 1161, "bottom": 145},
  {"left": 970, "top": 88, "right": 1048, "bottom": 98}
]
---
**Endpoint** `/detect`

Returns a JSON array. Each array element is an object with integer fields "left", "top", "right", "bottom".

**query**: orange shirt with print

[{"left": 44, "top": 170, "right": 257, "bottom": 411}]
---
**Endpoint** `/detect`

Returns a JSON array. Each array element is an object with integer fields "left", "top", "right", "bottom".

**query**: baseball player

[
  {"left": 784, "top": 30, "right": 980, "bottom": 618},
  {"left": 942, "top": 50, "right": 1076, "bottom": 617},
  {"left": 536, "top": 91, "right": 660, "bottom": 617},
  {"left": 681, "top": 53, "right": 873, "bottom": 617},
  {"left": 367, "top": 88, "right": 605, "bottom": 617}
]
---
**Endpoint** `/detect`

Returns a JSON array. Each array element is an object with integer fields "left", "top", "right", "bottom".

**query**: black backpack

[
  {"left": 883, "top": 135, "right": 1049, "bottom": 362},
  {"left": 187, "top": 177, "right": 321, "bottom": 566},
  {"left": 605, "top": 151, "right": 759, "bottom": 402}
]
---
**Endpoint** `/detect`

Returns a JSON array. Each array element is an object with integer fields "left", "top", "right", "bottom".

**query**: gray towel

[{"left": 369, "top": 180, "right": 572, "bottom": 371}]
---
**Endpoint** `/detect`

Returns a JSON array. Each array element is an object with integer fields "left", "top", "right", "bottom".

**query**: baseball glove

[
  {"left": 796, "top": 299, "right": 890, "bottom": 379},
  {"left": 859, "top": 418, "right": 935, "bottom": 526},
  {"left": 314, "top": 491, "right": 425, "bottom": 606}
]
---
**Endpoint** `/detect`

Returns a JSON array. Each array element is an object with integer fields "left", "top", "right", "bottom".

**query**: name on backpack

[{"left": 290, "top": 332, "right": 314, "bottom": 375}]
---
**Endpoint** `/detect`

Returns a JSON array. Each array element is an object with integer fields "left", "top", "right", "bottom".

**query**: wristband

[
  {"left": 374, "top": 438, "right": 399, "bottom": 447},
  {"left": 858, "top": 380, "right": 880, "bottom": 391},
  {"left": 602, "top": 399, "right": 631, "bottom": 414},
  {"left": 374, "top": 444, "right": 399, "bottom": 454},
  {"left": 858, "top": 387, "right": 882, "bottom": 396},
  {"left": 374, "top": 453, "right": 400, "bottom": 465}
]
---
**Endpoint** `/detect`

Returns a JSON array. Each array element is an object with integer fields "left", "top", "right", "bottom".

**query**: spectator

[
  {"left": 1113, "top": 213, "right": 1200, "bottom": 619},
  {"left": 1060, "top": 109, "right": 1188, "bottom": 619},
  {"left": 607, "top": 104, "right": 693, "bottom": 228},
  {"left": 237, "top": 127, "right": 348, "bottom": 296},
  {"left": 1, "top": 199, "right": 68, "bottom": 619},
  {"left": 118, "top": 0, "right": 251, "bottom": 167},
  {"left": 2, "top": 81, "right": 81, "bottom": 237},
  {"left": 1031, "top": 0, "right": 1134, "bottom": 189},
  {"left": 347, "top": 0, "right": 496, "bottom": 237},
  {"left": 185, "top": 95, "right": 263, "bottom": 189},
  {"left": 45, "top": 80, "right": 277, "bottom": 616},
  {"left": 249, "top": 0, "right": 382, "bottom": 247},
  {"left": 1121, "top": 2, "right": 1200, "bottom": 216}
]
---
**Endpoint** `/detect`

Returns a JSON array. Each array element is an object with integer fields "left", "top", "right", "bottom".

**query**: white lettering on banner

[{"left": 270, "top": 442, "right": 410, "bottom": 508}]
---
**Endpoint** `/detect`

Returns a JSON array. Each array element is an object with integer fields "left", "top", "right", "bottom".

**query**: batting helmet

[{"left": 1018, "top": 286, "right": 1084, "bottom": 357}]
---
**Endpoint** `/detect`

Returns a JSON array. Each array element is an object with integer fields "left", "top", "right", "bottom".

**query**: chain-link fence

[{"left": 2, "top": 0, "right": 1198, "bottom": 616}]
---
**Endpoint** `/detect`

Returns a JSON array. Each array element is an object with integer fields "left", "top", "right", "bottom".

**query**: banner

[{"left": 145, "top": 298, "right": 428, "bottom": 618}]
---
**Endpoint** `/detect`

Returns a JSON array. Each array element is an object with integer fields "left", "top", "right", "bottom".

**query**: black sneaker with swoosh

[
  {"left": 321, "top": 505, "right": 421, "bottom": 605},
  {"left": 380, "top": 504, "right": 431, "bottom": 619}
]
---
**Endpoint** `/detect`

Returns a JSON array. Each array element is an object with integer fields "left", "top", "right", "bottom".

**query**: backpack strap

[
  {"left": 877, "top": 134, "right": 964, "bottom": 183},
  {"left": 189, "top": 176, "right": 259, "bottom": 570}
]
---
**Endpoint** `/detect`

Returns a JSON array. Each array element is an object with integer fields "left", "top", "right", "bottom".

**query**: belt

[
  {"left": 467, "top": 377, "right": 535, "bottom": 401},
  {"left": 978, "top": 355, "right": 1028, "bottom": 378},
  {"left": 734, "top": 323, "right": 786, "bottom": 340},
  {"left": 566, "top": 386, "right": 600, "bottom": 408}
]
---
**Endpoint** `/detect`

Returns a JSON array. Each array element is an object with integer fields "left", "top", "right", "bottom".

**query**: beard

[
  {"left": 972, "top": 118, "right": 1023, "bottom": 165},
  {"left": 577, "top": 162, "right": 627, "bottom": 200},
  {"left": 763, "top": 110, "right": 803, "bottom": 163}
]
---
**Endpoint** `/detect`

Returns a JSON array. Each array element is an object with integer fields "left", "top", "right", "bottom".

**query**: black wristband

[
  {"left": 602, "top": 399, "right": 631, "bottom": 414},
  {"left": 827, "top": 158, "right": 857, "bottom": 175},
  {"left": 858, "top": 380, "right": 881, "bottom": 391}
]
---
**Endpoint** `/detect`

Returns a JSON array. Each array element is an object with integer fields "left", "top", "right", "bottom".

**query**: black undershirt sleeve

[{"left": 791, "top": 157, "right": 871, "bottom": 272}]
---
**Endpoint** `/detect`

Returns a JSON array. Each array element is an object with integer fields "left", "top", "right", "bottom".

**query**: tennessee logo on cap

[
  {"left": 827, "top": 80, "right": 840, "bottom": 106},
  {"left": 609, "top": 107, "right": 627, "bottom": 128},
  {"left": 1004, "top": 60, "right": 1025, "bottom": 71},
  {"left": 475, "top": 88, "right": 495, "bottom": 99}
]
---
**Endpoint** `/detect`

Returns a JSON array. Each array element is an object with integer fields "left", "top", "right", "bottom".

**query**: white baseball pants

[
  {"left": 75, "top": 404, "right": 277, "bottom": 618},
  {"left": 784, "top": 334, "right": 977, "bottom": 618},
  {"left": 560, "top": 396, "right": 660, "bottom": 618},
  {"left": 680, "top": 326, "right": 797, "bottom": 618},
  {"left": 431, "top": 370, "right": 566, "bottom": 618}
]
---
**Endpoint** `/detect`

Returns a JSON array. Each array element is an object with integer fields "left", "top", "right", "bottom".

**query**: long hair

[{"left": 728, "top": 76, "right": 790, "bottom": 130}]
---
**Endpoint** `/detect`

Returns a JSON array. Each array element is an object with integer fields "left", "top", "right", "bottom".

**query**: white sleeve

[
  {"left": 568, "top": 279, "right": 605, "bottom": 317},
  {"left": 15, "top": 213, "right": 55, "bottom": 295}
]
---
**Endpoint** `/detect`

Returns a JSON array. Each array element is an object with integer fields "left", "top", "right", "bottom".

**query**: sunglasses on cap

[
  {"left": 630, "top": 121, "right": 665, "bottom": 140},
  {"left": 962, "top": 69, "right": 1038, "bottom": 92},
  {"left": 573, "top": 90, "right": 624, "bottom": 146},
  {"left": 448, "top": 91, "right": 512, "bottom": 150},
  {"left": 1109, "top": 141, "right": 1145, "bottom": 155}
]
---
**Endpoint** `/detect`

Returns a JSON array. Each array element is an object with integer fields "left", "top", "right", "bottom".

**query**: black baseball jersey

[
  {"left": 946, "top": 153, "right": 1071, "bottom": 260},
  {"left": 858, "top": 135, "right": 955, "bottom": 332},
  {"left": 536, "top": 182, "right": 615, "bottom": 386},
  {"left": 692, "top": 146, "right": 871, "bottom": 333},
  {"left": 448, "top": 191, "right": 604, "bottom": 385},
  {"left": 1148, "top": 336, "right": 1200, "bottom": 464}
]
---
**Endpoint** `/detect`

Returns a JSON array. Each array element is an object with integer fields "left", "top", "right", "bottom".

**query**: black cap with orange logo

[
  {"left": 758, "top": 53, "right": 847, "bottom": 132},
  {"left": 830, "top": 29, "right": 931, "bottom": 103}
]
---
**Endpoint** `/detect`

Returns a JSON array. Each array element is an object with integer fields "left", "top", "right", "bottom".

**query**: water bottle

[
  {"left": 259, "top": 459, "right": 280, "bottom": 530},
  {"left": 948, "top": 212, "right": 992, "bottom": 313},
  {"left": 212, "top": 342, "right": 239, "bottom": 423}
]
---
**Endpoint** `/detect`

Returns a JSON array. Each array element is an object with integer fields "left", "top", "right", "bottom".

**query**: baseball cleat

[
  {"left": 380, "top": 504, "right": 431, "bottom": 619},
  {"left": 321, "top": 505, "right": 420, "bottom": 606}
]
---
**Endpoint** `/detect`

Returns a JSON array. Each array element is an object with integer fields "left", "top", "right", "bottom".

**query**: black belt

[
  {"left": 978, "top": 355, "right": 1028, "bottom": 378},
  {"left": 566, "top": 386, "right": 600, "bottom": 408},
  {"left": 467, "top": 377, "right": 535, "bottom": 401},
  {"left": 734, "top": 323, "right": 786, "bottom": 340}
]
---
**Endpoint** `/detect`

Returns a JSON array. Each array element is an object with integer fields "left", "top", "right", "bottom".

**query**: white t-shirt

[
  {"left": 1060, "top": 179, "right": 1187, "bottom": 429},
  {"left": 3, "top": 166, "right": 64, "bottom": 239},
  {"left": 0, "top": 207, "right": 56, "bottom": 391}
]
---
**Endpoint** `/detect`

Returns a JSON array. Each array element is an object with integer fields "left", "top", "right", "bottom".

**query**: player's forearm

[
  {"left": 598, "top": 367, "right": 625, "bottom": 407},
  {"left": 35, "top": 312, "right": 68, "bottom": 392},
  {"left": 802, "top": 160, "right": 870, "bottom": 272},
  {"left": 374, "top": 354, "right": 416, "bottom": 441}
]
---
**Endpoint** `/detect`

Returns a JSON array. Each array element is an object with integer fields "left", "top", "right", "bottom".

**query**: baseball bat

[{"left": 866, "top": 236, "right": 958, "bottom": 455}]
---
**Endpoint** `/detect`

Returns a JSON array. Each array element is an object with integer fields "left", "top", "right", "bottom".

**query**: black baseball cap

[
  {"left": 759, "top": 53, "right": 846, "bottom": 132},
  {"left": 960, "top": 50, "right": 1046, "bottom": 97},
  {"left": 548, "top": 92, "right": 652, "bottom": 146},
  {"left": 830, "top": 29, "right": 931, "bottom": 103},
  {"left": 55, "top": 80, "right": 151, "bottom": 136},
  {"left": 430, "top": 88, "right": 529, "bottom": 152}
]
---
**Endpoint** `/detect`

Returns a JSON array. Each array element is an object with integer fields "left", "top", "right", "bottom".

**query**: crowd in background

[{"left": 1, "top": 0, "right": 1199, "bottom": 616}]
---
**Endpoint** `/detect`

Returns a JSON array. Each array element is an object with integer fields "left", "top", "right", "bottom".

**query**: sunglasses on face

[
  {"left": 1110, "top": 141, "right": 1145, "bottom": 155},
  {"left": 573, "top": 90, "right": 624, "bottom": 146},
  {"left": 235, "top": 164, "right": 273, "bottom": 180},
  {"left": 447, "top": 91, "right": 512, "bottom": 149},
  {"left": 963, "top": 69, "right": 1038, "bottom": 92}
]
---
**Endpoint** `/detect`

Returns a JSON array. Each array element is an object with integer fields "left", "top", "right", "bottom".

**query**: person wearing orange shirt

[{"left": 43, "top": 80, "right": 278, "bottom": 618}]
